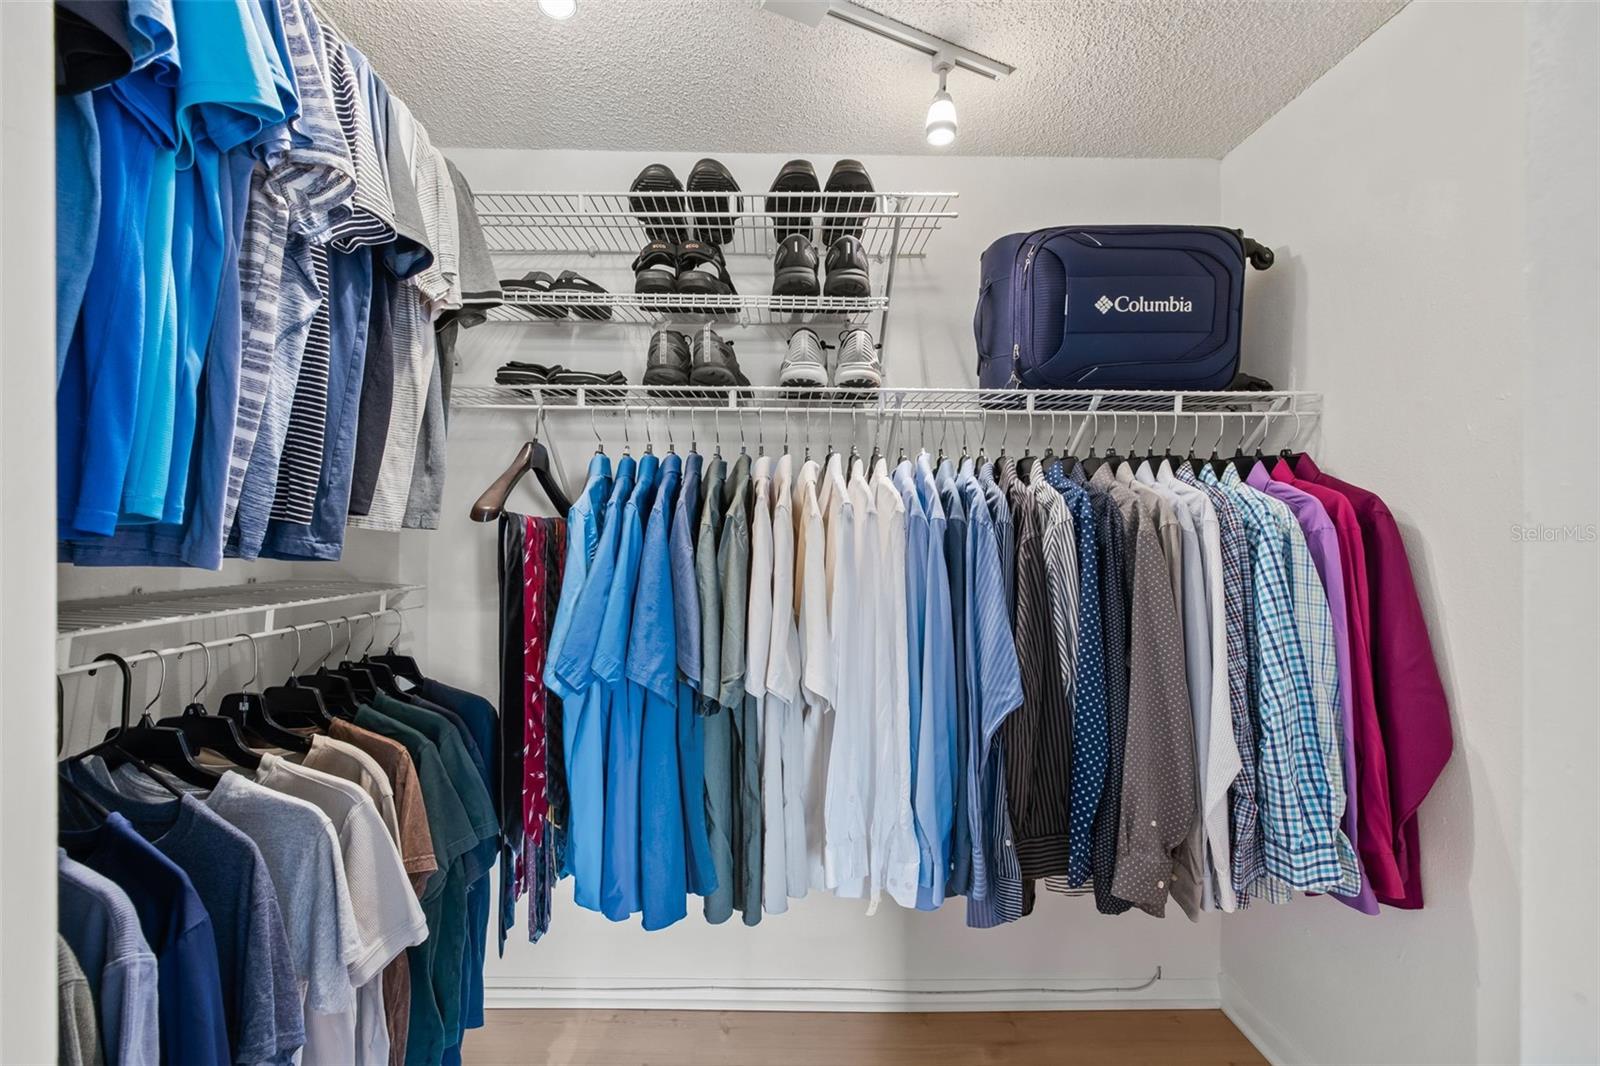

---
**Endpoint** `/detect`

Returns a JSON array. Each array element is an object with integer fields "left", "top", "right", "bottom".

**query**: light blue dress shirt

[
  {"left": 892, "top": 461, "right": 937, "bottom": 904},
  {"left": 914, "top": 453, "right": 957, "bottom": 908}
]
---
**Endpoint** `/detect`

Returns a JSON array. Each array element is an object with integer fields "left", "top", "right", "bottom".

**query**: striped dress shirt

[
  {"left": 999, "top": 460, "right": 1072, "bottom": 886},
  {"left": 960, "top": 469, "right": 1026, "bottom": 928}
]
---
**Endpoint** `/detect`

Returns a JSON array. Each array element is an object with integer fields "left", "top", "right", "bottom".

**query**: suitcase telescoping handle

[{"left": 1231, "top": 229, "right": 1275, "bottom": 270}]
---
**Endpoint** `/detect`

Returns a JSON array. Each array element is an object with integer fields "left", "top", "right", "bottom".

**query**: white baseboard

[
  {"left": 484, "top": 975, "right": 1220, "bottom": 1013},
  {"left": 1219, "top": 974, "right": 1309, "bottom": 1066}
]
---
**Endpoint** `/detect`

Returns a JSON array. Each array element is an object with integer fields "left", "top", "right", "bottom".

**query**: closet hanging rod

[{"left": 55, "top": 605, "right": 422, "bottom": 681}]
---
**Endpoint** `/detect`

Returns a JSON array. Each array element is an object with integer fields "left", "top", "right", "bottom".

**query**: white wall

[
  {"left": 0, "top": 3, "right": 60, "bottom": 1060},
  {"left": 1217, "top": 2, "right": 1597, "bottom": 1063},
  {"left": 1518, "top": 2, "right": 1600, "bottom": 1062},
  {"left": 431, "top": 149, "right": 1232, "bottom": 1008}
]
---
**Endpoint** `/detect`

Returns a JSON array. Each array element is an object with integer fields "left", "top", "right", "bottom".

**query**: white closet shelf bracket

[{"left": 56, "top": 580, "right": 423, "bottom": 671}]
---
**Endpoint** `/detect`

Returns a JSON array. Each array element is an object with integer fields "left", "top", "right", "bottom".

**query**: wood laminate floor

[{"left": 461, "top": 1009, "right": 1268, "bottom": 1065}]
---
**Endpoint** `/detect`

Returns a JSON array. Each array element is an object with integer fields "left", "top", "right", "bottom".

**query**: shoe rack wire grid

[
  {"left": 450, "top": 383, "right": 1320, "bottom": 451},
  {"left": 472, "top": 190, "right": 955, "bottom": 330}
]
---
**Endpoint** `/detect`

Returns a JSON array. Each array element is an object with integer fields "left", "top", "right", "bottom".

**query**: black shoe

[
  {"left": 631, "top": 240, "right": 678, "bottom": 294},
  {"left": 499, "top": 271, "right": 564, "bottom": 318},
  {"left": 687, "top": 158, "right": 740, "bottom": 246},
  {"left": 767, "top": 159, "right": 819, "bottom": 245},
  {"left": 550, "top": 270, "right": 612, "bottom": 320},
  {"left": 772, "top": 234, "right": 821, "bottom": 297},
  {"left": 822, "top": 159, "right": 875, "bottom": 247},
  {"left": 822, "top": 235, "right": 870, "bottom": 298},
  {"left": 629, "top": 163, "right": 687, "bottom": 243},
  {"left": 642, "top": 329, "right": 691, "bottom": 389},
  {"left": 690, "top": 326, "right": 748, "bottom": 388}
]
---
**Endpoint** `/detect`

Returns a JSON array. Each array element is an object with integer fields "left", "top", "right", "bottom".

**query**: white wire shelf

[
  {"left": 474, "top": 191, "right": 957, "bottom": 260},
  {"left": 57, "top": 580, "right": 422, "bottom": 641},
  {"left": 450, "top": 383, "right": 1320, "bottom": 421},
  {"left": 482, "top": 291, "right": 887, "bottom": 328}
]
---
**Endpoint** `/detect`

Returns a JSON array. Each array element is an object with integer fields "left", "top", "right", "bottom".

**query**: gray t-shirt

[
  {"left": 59, "top": 936, "right": 104, "bottom": 1066},
  {"left": 63, "top": 764, "right": 305, "bottom": 1064},
  {"left": 58, "top": 851, "right": 159, "bottom": 1066}
]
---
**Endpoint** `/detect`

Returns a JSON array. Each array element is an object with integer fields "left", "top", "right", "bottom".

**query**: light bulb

[
  {"left": 925, "top": 89, "right": 957, "bottom": 147},
  {"left": 539, "top": 0, "right": 576, "bottom": 19}
]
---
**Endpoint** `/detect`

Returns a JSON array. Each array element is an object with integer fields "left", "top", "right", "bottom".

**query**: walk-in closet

[{"left": 3, "top": 1, "right": 1596, "bottom": 1063}]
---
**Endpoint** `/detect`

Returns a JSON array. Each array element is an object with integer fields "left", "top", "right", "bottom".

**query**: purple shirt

[
  {"left": 1247, "top": 464, "right": 1378, "bottom": 915},
  {"left": 1292, "top": 455, "right": 1451, "bottom": 910}
]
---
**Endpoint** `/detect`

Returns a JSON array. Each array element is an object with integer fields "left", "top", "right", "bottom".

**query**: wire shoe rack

[
  {"left": 481, "top": 291, "right": 887, "bottom": 328},
  {"left": 473, "top": 191, "right": 958, "bottom": 261}
]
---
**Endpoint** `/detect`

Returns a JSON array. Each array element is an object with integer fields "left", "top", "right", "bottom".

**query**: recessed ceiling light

[{"left": 539, "top": 0, "right": 576, "bottom": 20}]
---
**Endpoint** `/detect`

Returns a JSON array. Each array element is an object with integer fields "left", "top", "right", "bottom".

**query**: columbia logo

[
  {"left": 1094, "top": 295, "right": 1114, "bottom": 314},
  {"left": 1093, "top": 294, "right": 1195, "bottom": 314}
]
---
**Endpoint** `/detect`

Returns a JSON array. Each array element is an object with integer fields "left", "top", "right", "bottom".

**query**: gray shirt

[
  {"left": 696, "top": 456, "right": 727, "bottom": 703},
  {"left": 718, "top": 453, "right": 753, "bottom": 708},
  {"left": 1091, "top": 466, "right": 1197, "bottom": 917},
  {"left": 59, "top": 936, "right": 104, "bottom": 1066}
]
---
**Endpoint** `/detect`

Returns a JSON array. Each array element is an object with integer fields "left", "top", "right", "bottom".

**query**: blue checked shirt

[
  {"left": 1181, "top": 464, "right": 1264, "bottom": 900},
  {"left": 1046, "top": 461, "right": 1107, "bottom": 888},
  {"left": 1214, "top": 466, "right": 1346, "bottom": 896}
]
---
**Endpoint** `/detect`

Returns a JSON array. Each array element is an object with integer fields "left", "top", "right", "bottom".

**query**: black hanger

[
  {"left": 219, "top": 632, "right": 315, "bottom": 752},
  {"left": 155, "top": 642, "right": 263, "bottom": 771},
  {"left": 368, "top": 607, "right": 425, "bottom": 688},
  {"left": 94, "top": 652, "right": 221, "bottom": 789},
  {"left": 293, "top": 621, "right": 359, "bottom": 716}
]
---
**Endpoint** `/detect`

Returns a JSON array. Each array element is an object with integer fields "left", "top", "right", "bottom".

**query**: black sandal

[
  {"left": 687, "top": 158, "right": 740, "bottom": 246},
  {"left": 549, "top": 270, "right": 613, "bottom": 321},
  {"left": 499, "top": 271, "right": 564, "bottom": 319},
  {"left": 631, "top": 240, "right": 679, "bottom": 294},
  {"left": 549, "top": 368, "right": 628, "bottom": 404},
  {"left": 629, "top": 163, "right": 687, "bottom": 244}
]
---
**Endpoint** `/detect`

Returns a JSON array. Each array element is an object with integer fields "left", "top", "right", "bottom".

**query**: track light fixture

[{"left": 925, "top": 57, "right": 957, "bottom": 148}]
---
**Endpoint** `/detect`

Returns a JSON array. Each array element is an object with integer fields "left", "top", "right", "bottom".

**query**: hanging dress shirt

[
  {"left": 794, "top": 458, "right": 833, "bottom": 891},
  {"left": 914, "top": 453, "right": 958, "bottom": 909},
  {"left": 696, "top": 454, "right": 734, "bottom": 924},
  {"left": 766, "top": 454, "right": 809, "bottom": 902},
  {"left": 718, "top": 453, "right": 762, "bottom": 926},
  {"left": 937, "top": 457, "right": 972, "bottom": 898},
  {"left": 669, "top": 452, "right": 718, "bottom": 899},
  {"left": 871, "top": 457, "right": 919, "bottom": 911},
  {"left": 822, "top": 453, "right": 868, "bottom": 896},
  {"left": 892, "top": 460, "right": 936, "bottom": 904},
  {"left": 747, "top": 456, "right": 785, "bottom": 915}
]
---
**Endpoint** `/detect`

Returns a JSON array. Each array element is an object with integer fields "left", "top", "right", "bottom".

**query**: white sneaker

[
  {"left": 779, "top": 328, "right": 828, "bottom": 389},
  {"left": 833, "top": 327, "right": 882, "bottom": 389}
]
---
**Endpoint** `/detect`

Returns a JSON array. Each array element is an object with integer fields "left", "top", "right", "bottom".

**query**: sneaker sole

[
  {"left": 687, "top": 158, "right": 740, "bottom": 246},
  {"left": 773, "top": 268, "right": 822, "bottom": 297},
  {"left": 822, "top": 269, "right": 871, "bottom": 298},
  {"left": 834, "top": 366, "right": 883, "bottom": 389},
  {"left": 689, "top": 365, "right": 739, "bottom": 387},
  {"left": 779, "top": 365, "right": 828, "bottom": 389}
]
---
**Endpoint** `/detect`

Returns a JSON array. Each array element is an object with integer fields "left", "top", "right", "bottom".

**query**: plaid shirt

[
  {"left": 1183, "top": 465, "right": 1263, "bottom": 900},
  {"left": 1215, "top": 466, "right": 1346, "bottom": 896}
]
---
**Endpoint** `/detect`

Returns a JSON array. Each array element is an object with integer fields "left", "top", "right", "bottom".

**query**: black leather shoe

[
  {"left": 823, "top": 235, "right": 870, "bottom": 298},
  {"left": 773, "top": 234, "right": 821, "bottom": 297}
]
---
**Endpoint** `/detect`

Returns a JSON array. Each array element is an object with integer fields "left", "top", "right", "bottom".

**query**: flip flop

[
  {"left": 499, "top": 271, "right": 565, "bottom": 319},
  {"left": 550, "top": 270, "right": 613, "bottom": 321}
]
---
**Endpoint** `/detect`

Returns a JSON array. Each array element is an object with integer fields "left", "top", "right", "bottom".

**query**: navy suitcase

[{"left": 974, "top": 225, "right": 1273, "bottom": 391}]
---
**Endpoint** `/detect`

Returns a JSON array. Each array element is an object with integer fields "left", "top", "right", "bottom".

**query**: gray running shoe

[
  {"left": 779, "top": 328, "right": 828, "bottom": 390},
  {"left": 643, "top": 329, "right": 691, "bottom": 389},
  {"left": 834, "top": 327, "right": 882, "bottom": 389},
  {"left": 690, "top": 326, "right": 748, "bottom": 388}
]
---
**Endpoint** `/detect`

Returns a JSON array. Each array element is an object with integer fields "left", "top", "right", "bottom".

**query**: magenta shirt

[
  {"left": 1292, "top": 455, "right": 1453, "bottom": 909},
  {"left": 1272, "top": 459, "right": 1402, "bottom": 900},
  {"left": 1247, "top": 463, "right": 1377, "bottom": 915}
]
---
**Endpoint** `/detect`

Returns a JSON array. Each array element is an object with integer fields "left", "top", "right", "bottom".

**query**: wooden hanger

[{"left": 471, "top": 437, "right": 573, "bottom": 521}]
